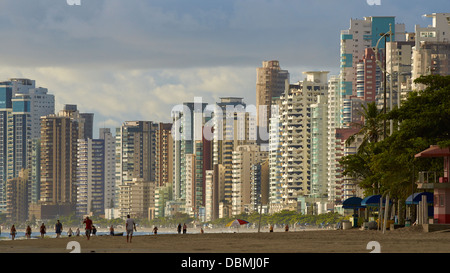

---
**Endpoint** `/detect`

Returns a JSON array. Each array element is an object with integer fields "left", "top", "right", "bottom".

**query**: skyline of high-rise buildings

[{"left": 1, "top": 12, "right": 449, "bottom": 222}]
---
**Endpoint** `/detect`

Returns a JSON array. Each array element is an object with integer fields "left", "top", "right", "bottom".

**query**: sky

[{"left": 0, "top": 0, "right": 447, "bottom": 137}]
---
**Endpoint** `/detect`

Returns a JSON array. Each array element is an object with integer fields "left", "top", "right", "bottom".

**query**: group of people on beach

[
  {"left": 4, "top": 216, "right": 114, "bottom": 241},
  {"left": 4, "top": 217, "right": 204, "bottom": 241}
]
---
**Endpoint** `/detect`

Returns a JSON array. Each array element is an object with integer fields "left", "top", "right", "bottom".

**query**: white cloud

[{"left": 0, "top": 64, "right": 257, "bottom": 137}]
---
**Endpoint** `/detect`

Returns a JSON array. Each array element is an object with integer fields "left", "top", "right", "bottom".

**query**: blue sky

[{"left": 0, "top": 0, "right": 447, "bottom": 136}]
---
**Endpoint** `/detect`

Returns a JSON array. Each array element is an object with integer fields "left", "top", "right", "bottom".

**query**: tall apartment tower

[
  {"left": 326, "top": 76, "right": 342, "bottom": 205},
  {"left": 115, "top": 121, "right": 158, "bottom": 217},
  {"left": 311, "top": 95, "right": 328, "bottom": 199},
  {"left": 340, "top": 17, "right": 405, "bottom": 126},
  {"left": 269, "top": 71, "right": 328, "bottom": 212},
  {"left": 356, "top": 48, "right": 381, "bottom": 103},
  {"left": 412, "top": 13, "right": 450, "bottom": 90},
  {"left": 99, "top": 128, "right": 116, "bottom": 214},
  {"left": 6, "top": 170, "right": 29, "bottom": 222},
  {"left": 155, "top": 123, "right": 173, "bottom": 187},
  {"left": 212, "top": 97, "right": 256, "bottom": 217},
  {"left": 0, "top": 78, "right": 55, "bottom": 139},
  {"left": 231, "top": 144, "right": 268, "bottom": 215},
  {"left": 76, "top": 138, "right": 105, "bottom": 216},
  {"left": 59, "top": 104, "right": 93, "bottom": 140},
  {"left": 386, "top": 37, "right": 415, "bottom": 104},
  {"left": 29, "top": 113, "right": 79, "bottom": 218},
  {"left": 256, "top": 60, "right": 289, "bottom": 131},
  {"left": 0, "top": 85, "right": 31, "bottom": 213},
  {"left": 171, "top": 101, "right": 209, "bottom": 214}
]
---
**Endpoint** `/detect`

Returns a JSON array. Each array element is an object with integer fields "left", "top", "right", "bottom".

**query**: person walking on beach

[
  {"left": 285, "top": 224, "right": 289, "bottom": 232},
  {"left": 183, "top": 223, "right": 187, "bottom": 234},
  {"left": 55, "top": 220, "right": 63, "bottom": 238},
  {"left": 126, "top": 214, "right": 136, "bottom": 243},
  {"left": 83, "top": 216, "right": 93, "bottom": 240},
  {"left": 270, "top": 225, "right": 274, "bottom": 233},
  {"left": 110, "top": 225, "right": 114, "bottom": 236},
  {"left": 40, "top": 223, "right": 46, "bottom": 238},
  {"left": 26, "top": 225, "right": 32, "bottom": 239},
  {"left": 177, "top": 223, "right": 182, "bottom": 234},
  {"left": 153, "top": 226, "right": 158, "bottom": 235},
  {"left": 92, "top": 225, "right": 97, "bottom": 236},
  {"left": 68, "top": 228, "right": 73, "bottom": 237},
  {"left": 76, "top": 227, "right": 80, "bottom": 236},
  {"left": 10, "top": 225, "right": 16, "bottom": 240}
]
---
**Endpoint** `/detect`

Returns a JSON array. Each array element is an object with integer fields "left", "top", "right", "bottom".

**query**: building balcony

[{"left": 416, "top": 171, "right": 448, "bottom": 190}]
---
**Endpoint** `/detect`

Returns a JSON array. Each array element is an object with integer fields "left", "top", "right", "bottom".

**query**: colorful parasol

[{"left": 226, "top": 219, "right": 249, "bottom": 227}]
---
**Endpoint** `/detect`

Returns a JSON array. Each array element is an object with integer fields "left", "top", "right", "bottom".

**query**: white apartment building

[
  {"left": 412, "top": 13, "right": 450, "bottom": 89},
  {"left": 340, "top": 17, "right": 405, "bottom": 127},
  {"left": 311, "top": 95, "right": 328, "bottom": 198},
  {"left": 269, "top": 71, "right": 328, "bottom": 212},
  {"left": 326, "top": 76, "right": 341, "bottom": 205},
  {"left": 76, "top": 138, "right": 105, "bottom": 216},
  {"left": 3, "top": 78, "right": 55, "bottom": 139}
]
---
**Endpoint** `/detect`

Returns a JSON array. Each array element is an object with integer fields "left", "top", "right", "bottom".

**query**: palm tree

[{"left": 345, "top": 102, "right": 384, "bottom": 151}]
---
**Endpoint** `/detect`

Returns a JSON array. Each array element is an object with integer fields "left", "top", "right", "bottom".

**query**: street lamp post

[{"left": 373, "top": 24, "right": 393, "bottom": 139}]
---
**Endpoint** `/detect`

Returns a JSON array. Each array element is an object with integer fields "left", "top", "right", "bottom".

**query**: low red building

[{"left": 415, "top": 145, "right": 450, "bottom": 223}]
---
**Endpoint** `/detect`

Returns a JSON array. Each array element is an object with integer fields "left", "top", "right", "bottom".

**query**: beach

[{"left": 1, "top": 226, "right": 450, "bottom": 253}]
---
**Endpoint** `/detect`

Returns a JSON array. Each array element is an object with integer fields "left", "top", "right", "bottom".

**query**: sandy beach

[{"left": 1, "top": 226, "right": 449, "bottom": 253}]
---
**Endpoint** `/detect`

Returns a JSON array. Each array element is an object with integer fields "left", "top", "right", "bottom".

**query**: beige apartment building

[{"left": 256, "top": 60, "right": 289, "bottom": 130}]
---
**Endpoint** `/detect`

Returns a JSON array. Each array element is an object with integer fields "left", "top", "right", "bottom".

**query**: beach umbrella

[
  {"left": 342, "top": 197, "right": 363, "bottom": 209},
  {"left": 226, "top": 219, "right": 249, "bottom": 227}
]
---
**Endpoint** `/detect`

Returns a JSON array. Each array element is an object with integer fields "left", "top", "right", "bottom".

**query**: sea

[
  {"left": 0, "top": 230, "right": 174, "bottom": 240},
  {"left": 0, "top": 226, "right": 304, "bottom": 240}
]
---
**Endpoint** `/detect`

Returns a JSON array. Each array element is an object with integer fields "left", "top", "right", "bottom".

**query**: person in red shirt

[{"left": 83, "top": 217, "right": 93, "bottom": 240}]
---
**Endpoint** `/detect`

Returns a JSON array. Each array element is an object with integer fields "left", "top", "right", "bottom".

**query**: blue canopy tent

[
  {"left": 361, "top": 195, "right": 383, "bottom": 207},
  {"left": 406, "top": 192, "right": 434, "bottom": 217},
  {"left": 342, "top": 197, "right": 363, "bottom": 209},
  {"left": 360, "top": 195, "right": 392, "bottom": 229},
  {"left": 342, "top": 197, "right": 364, "bottom": 228},
  {"left": 406, "top": 192, "right": 433, "bottom": 205}
]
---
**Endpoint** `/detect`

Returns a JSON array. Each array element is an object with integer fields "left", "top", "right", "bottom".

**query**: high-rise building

[
  {"left": 386, "top": 37, "right": 415, "bottom": 104},
  {"left": 212, "top": 97, "right": 256, "bottom": 217},
  {"left": 340, "top": 17, "right": 405, "bottom": 126},
  {"left": 356, "top": 48, "right": 381, "bottom": 103},
  {"left": 0, "top": 85, "right": 31, "bottom": 213},
  {"left": 59, "top": 104, "right": 93, "bottom": 140},
  {"left": 0, "top": 78, "right": 54, "bottom": 139},
  {"left": 250, "top": 159, "right": 269, "bottom": 213},
  {"left": 118, "top": 177, "right": 154, "bottom": 219},
  {"left": 412, "top": 13, "right": 450, "bottom": 83},
  {"left": 80, "top": 113, "right": 94, "bottom": 139},
  {"left": 76, "top": 138, "right": 105, "bottom": 216},
  {"left": 155, "top": 123, "right": 173, "bottom": 188},
  {"left": 326, "top": 76, "right": 342, "bottom": 206},
  {"left": 269, "top": 71, "right": 328, "bottom": 212},
  {"left": 29, "top": 113, "right": 79, "bottom": 219},
  {"left": 231, "top": 144, "right": 268, "bottom": 215},
  {"left": 6, "top": 169, "right": 29, "bottom": 222},
  {"left": 311, "top": 95, "right": 328, "bottom": 198},
  {"left": 115, "top": 121, "right": 158, "bottom": 218},
  {"left": 256, "top": 60, "right": 289, "bottom": 131},
  {"left": 99, "top": 128, "right": 116, "bottom": 214},
  {"left": 171, "top": 101, "right": 209, "bottom": 215}
]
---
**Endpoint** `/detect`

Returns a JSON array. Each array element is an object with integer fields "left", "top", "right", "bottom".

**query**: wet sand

[{"left": 1, "top": 226, "right": 449, "bottom": 253}]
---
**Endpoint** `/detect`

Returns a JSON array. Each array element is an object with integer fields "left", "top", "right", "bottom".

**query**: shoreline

[{"left": 1, "top": 226, "right": 450, "bottom": 253}]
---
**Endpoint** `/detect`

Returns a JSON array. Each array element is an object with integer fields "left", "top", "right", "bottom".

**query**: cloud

[
  {"left": 0, "top": 0, "right": 446, "bottom": 136},
  {"left": 0, "top": 64, "right": 257, "bottom": 137}
]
